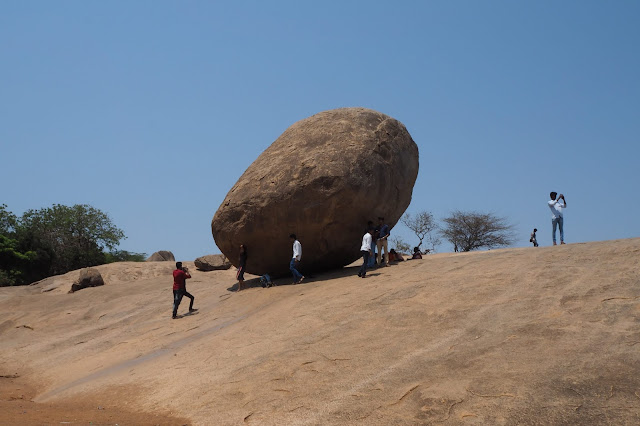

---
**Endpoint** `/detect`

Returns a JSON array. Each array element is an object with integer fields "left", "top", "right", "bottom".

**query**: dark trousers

[
  {"left": 173, "top": 288, "right": 194, "bottom": 317},
  {"left": 358, "top": 250, "right": 369, "bottom": 277}
]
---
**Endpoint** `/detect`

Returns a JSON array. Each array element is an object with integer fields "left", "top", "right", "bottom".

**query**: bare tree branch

[
  {"left": 440, "top": 210, "right": 515, "bottom": 252},
  {"left": 401, "top": 211, "right": 441, "bottom": 252}
]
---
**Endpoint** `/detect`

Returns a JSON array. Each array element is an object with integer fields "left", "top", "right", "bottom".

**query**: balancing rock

[{"left": 211, "top": 107, "right": 419, "bottom": 276}]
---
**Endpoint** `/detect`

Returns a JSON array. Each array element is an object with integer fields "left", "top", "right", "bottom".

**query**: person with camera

[
  {"left": 172, "top": 261, "right": 196, "bottom": 319},
  {"left": 548, "top": 192, "right": 567, "bottom": 245}
]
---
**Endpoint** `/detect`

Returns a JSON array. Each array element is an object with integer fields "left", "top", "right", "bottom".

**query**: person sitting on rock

[
  {"left": 172, "top": 262, "right": 195, "bottom": 319},
  {"left": 412, "top": 247, "right": 423, "bottom": 259},
  {"left": 389, "top": 249, "right": 404, "bottom": 262}
]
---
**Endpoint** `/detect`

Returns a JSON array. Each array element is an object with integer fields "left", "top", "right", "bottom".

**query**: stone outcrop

[
  {"left": 194, "top": 254, "right": 231, "bottom": 271},
  {"left": 70, "top": 268, "right": 104, "bottom": 293},
  {"left": 211, "top": 107, "right": 419, "bottom": 276},
  {"left": 146, "top": 251, "right": 175, "bottom": 262}
]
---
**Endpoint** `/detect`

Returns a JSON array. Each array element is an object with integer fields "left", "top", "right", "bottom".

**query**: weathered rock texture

[
  {"left": 211, "top": 107, "right": 419, "bottom": 276},
  {"left": 194, "top": 255, "right": 231, "bottom": 271},
  {"left": 146, "top": 251, "right": 175, "bottom": 262},
  {"left": 70, "top": 268, "right": 104, "bottom": 293}
]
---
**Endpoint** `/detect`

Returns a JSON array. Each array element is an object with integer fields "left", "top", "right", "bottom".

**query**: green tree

[
  {"left": 16, "top": 204, "right": 125, "bottom": 276},
  {"left": 0, "top": 204, "right": 17, "bottom": 235},
  {"left": 0, "top": 234, "right": 37, "bottom": 286},
  {"left": 440, "top": 210, "right": 515, "bottom": 252},
  {"left": 105, "top": 250, "right": 147, "bottom": 263}
]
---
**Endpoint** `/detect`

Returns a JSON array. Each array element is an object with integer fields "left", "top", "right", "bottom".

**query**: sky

[{"left": 1, "top": 1, "right": 639, "bottom": 261}]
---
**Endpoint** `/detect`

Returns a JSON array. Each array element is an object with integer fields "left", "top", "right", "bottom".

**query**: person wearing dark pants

[
  {"left": 358, "top": 227, "right": 373, "bottom": 278},
  {"left": 236, "top": 244, "right": 248, "bottom": 291},
  {"left": 173, "top": 262, "right": 195, "bottom": 319}
]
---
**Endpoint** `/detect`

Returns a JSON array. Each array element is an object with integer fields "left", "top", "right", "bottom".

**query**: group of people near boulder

[
  {"left": 173, "top": 191, "right": 569, "bottom": 317},
  {"left": 234, "top": 234, "right": 304, "bottom": 294},
  {"left": 358, "top": 217, "right": 423, "bottom": 278}
]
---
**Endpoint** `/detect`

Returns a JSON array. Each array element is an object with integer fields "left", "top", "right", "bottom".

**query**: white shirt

[
  {"left": 361, "top": 232, "right": 372, "bottom": 252},
  {"left": 548, "top": 199, "right": 565, "bottom": 219},
  {"left": 292, "top": 240, "right": 302, "bottom": 261}
]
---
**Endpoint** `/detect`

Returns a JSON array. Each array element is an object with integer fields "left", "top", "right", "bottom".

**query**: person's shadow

[
  {"left": 226, "top": 277, "right": 265, "bottom": 292},
  {"left": 175, "top": 309, "right": 200, "bottom": 319}
]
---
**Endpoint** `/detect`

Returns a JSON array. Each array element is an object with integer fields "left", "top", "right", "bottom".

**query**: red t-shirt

[{"left": 173, "top": 269, "right": 190, "bottom": 290}]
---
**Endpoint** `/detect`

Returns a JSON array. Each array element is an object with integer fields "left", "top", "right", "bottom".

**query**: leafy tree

[
  {"left": 0, "top": 234, "right": 37, "bottom": 286},
  {"left": 0, "top": 204, "right": 17, "bottom": 235},
  {"left": 440, "top": 210, "right": 515, "bottom": 252},
  {"left": 16, "top": 204, "right": 125, "bottom": 277},
  {"left": 401, "top": 210, "right": 441, "bottom": 252},
  {"left": 105, "top": 250, "right": 147, "bottom": 263}
]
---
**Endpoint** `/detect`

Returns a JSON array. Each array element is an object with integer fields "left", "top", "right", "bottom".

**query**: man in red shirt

[{"left": 173, "top": 262, "right": 195, "bottom": 319}]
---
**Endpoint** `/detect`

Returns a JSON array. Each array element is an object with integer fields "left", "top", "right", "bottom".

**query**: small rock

[
  {"left": 194, "top": 254, "right": 231, "bottom": 271},
  {"left": 70, "top": 268, "right": 104, "bottom": 293}
]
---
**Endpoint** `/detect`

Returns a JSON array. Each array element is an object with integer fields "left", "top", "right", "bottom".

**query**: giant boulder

[{"left": 211, "top": 107, "right": 419, "bottom": 276}]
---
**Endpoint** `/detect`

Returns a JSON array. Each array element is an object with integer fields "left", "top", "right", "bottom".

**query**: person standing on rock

[
  {"left": 236, "top": 244, "right": 248, "bottom": 291},
  {"left": 530, "top": 228, "right": 539, "bottom": 247},
  {"left": 376, "top": 217, "right": 390, "bottom": 267},
  {"left": 172, "top": 262, "right": 195, "bottom": 319},
  {"left": 548, "top": 192, "right": 567, "bottom": 245},
  {"left": 358, "top": 226, "right": 373, "bottom": 278},
  {"left": 289, "top": 234, "right": 304, "bottom": 284},
  {"left": 366, "top": 221, "right": 376, "bottom": 268}
]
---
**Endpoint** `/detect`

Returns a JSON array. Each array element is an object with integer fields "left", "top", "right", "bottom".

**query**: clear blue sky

[{"left": 2, "top": 1, "right": 639, "bottom": 260}]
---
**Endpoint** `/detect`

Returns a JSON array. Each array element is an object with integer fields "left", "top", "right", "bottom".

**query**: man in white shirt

[
  {"left": 548, "top": 192, "right": 567, "bottom": 245},
  {"left": 289, "top": 234, "right": 304, "bottom": 284},
  {"left": 358, "top": 227, "right": 373, "bottom": 278}
]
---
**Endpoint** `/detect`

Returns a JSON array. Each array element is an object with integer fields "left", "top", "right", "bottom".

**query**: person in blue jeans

[
  {"left": 366, "top": 221, "right": 376, "bottom": 268},
  {"left": 289, "top": 234, "right": 304, "bottom": 284},
  {"left": 548, "top": 192, "right": 567, "bottom": 245}
]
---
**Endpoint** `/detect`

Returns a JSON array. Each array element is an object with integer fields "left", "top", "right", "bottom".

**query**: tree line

[
  {"left": 0, "top": 204, "right": 145, "bottom": 286},
  {"left": 393, "top": 210, "right": 515, "bottom": 253}
]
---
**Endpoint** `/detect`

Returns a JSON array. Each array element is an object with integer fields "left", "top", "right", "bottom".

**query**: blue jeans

[
  {"left": 552, "top": 216, "right": 564, "bottom": 243},
  {"left": 290, "top": 258, "right": 303, "bottom": 282},
  {"left": 368, "top": 241, "right": 376, "bottom": 267},
  {"left": 359, "top": 250, "right": 370, "bottom": 277}
]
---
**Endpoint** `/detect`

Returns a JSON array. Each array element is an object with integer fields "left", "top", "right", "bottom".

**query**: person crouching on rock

[
  {"left": 173, "top": 262, "right": 195, "bottom": 319},
  {"left": 237, "top": 244, "right": 247, "bottom": 291}
]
